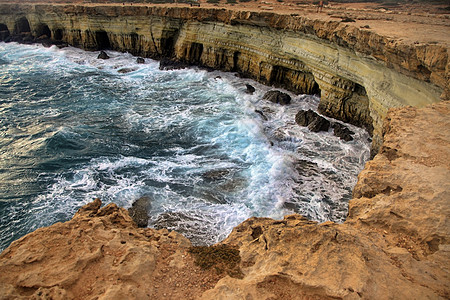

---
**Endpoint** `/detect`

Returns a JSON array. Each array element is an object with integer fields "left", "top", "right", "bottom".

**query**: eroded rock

[
  {"left": 245, "top": 84, "right": 255, "bottom": 94},
  {"left": 97, "top": 50, "right": 109, "bottom": 59},
  {"left": 295, "top": 109, "right": 330, "bottom": 132},
  {"left": 332, "top": 122, "right": 354, "bottom": 141},
  {"left": 128, "top": 196, "right": 150, "bottom": 228},
  {"left": 262, "top": 90, "right": 291, "bottom": 105}
]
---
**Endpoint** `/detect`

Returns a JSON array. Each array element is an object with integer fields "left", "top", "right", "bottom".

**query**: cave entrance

[
  {"left": 35, "top": 24, "right": 51, "bottom": 39},
  {"left": 0, "top": 24, "right": 10, "bottom": 41},
  {"left": 95, "top": 30, "right": 110, "bottom": 50},
  {"left": 14, "top": 17, "right": 31, "bottom": 34},
  {"left": 160, "top": 37, "right": 175, "bottom": 57},
  {"left": 188, "top": 42, "right": 203, "bottom": 65},
  {"left": 54, "top": 29, "right": 63, "bottom": 41},
  {"left": 270, "top": 65, "right": 320, "bottom": 95}
]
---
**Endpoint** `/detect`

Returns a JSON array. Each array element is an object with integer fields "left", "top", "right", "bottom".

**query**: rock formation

[
  {"left": 295, "top": 109, "right": 330, "bottom": 132},
  {"left": 0, "top": 4, "right": 448, "bottom": 299},
  {"left": 0, "top": 4, "right": 447, "bottom": 154},
  {"left": 1, "top": 101, "right": 449, "bottom": 299},
  {"left": 263, "top": 90, "right": 292, "bottom": 105}
]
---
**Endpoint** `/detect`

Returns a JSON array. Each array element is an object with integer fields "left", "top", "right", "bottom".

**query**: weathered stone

[
  {"left": 117, "top": 67, "right": 136, "bottom": 74},
  {"left": 128, "top": 196, "right": 150, "bottom": 228},
  {"left": 97, "top": 50, "right": 109, "bottom": 59},
  {"left": 159, "top": 58, "right": 188, "bottom": 70},
  {"left": 332, "top": 122, "right": 354, "bottom": 141},
  {"left": 295, "top": 109, "right": 330, "bottom": 132},
  {"left": 255, "top": 109, "right": 268, "bottom": 121},
  {"left": 263, "top": 90, "right": 291, "bottom": 105},
  {"left": 245, "top": 84, "right": 255, "bottom": 94}
]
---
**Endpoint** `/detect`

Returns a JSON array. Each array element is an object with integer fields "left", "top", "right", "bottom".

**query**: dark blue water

[{"left": 0, "top": 43, "right": 370, "bottom": 251}]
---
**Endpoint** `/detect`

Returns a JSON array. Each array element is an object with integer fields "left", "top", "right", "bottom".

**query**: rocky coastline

[
  {"left": 0, "top": 3, "right": 449, "bottom": 299},
  {"left": 0, "top": 3, "right": 448, "bottom": 154},
  {"left": 1, "top": 100, "right": 448, "bottom": 299}
]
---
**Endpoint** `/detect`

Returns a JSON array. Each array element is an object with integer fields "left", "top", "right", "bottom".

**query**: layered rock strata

[
  {"left": 1, "top": 101, "right": 449, "bottom": 299},
  {"left": 0, "top": 4, "right": 447, "bottom": 153}
]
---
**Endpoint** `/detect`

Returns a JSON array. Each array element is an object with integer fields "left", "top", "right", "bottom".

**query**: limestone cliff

[
  {"left": 1, "top": 101, "right": 449, "bottom": 299},
  {"left": 0, "top": 4, "right": 447, "bottom": 153}
]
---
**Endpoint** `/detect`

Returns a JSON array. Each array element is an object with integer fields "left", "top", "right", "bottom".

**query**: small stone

[
  {"left": 97, "top": 50, "right": 109, "bottom": 59},
  {"left": 245, "top": 84, "right": 256, "bottom": 94},
  {"left": 136, "top": 57, "right": 145, "bottom": 64}
]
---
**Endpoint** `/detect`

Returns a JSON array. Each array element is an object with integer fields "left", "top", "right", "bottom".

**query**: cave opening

[
  {"left": 0, "top": 24, "right": 10, "bottom": 41},
  {"left": 95, "top": 30, "right": 111, "bottom": 50},
  {"left": 270, "top": 65, "right": 320, "bottom": 95},
  {"left": 35, "top": 24, "right": 51, "bottom": 39},
  {"left": 160, "top": 36, "right": 175, "bottom": 57},
  {"left": 54, "top": 29, "right": 63, "bottom": 41},
  {"left": 14, "top": 17, "right": 31, "bottom": 34},
  {"left": 188, "top": 42, "right": 203, "bottom": 65},
  {"left": 232, "top": 51, "right": 241, "bottom": 71}
]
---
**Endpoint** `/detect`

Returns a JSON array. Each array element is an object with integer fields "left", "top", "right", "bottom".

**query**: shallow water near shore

[{"left": 0, "top": 42, "right": 370, "bottom": 250}]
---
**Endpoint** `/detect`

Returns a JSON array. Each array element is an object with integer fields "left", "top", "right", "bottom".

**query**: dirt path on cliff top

[{"left": 5, "top": 1, "right": 450, "bottom": 47}]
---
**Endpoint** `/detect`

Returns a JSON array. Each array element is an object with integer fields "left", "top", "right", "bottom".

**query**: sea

[{"left": 0, "top": 42, "right": 370, "bottom": 251}]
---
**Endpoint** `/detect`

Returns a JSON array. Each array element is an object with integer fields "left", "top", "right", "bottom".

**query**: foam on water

[{"left": 0, "top": 43, "right": 370, "bottom": 250}]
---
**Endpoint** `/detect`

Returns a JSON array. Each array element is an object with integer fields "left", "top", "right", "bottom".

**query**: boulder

[
  {"left": 295, "top": 109, "right": 330, "bottom": 132},
  {"left": 255, "top": 109, "right": 268, "bottom": 121},
  {"left": 245, "top": 84, "right": 255, "bottom": 94},
  {"left": 117, "top": 67, "right": 137, "bottom": 74},
  {"left": 332, "top": 123, "right": 354, "bottom": 141},
  {"left": 159, "top": 58, "right": 189, "bottom": 70},
  {"left": 263, "top": 90, "right": 291, "bottom": 105},
  {"left": 127, "top": 196, "right": 150, "bottom": 228},
  {"left": 97, "top": 50, "right": 109, "bottom": 59},
  {"left": 136, "top": 57, "right": 145, "bottom": 64}
]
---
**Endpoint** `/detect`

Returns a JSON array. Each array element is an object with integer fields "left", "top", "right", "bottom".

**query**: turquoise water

[{"left": 0, "top": 42, "right": 370, "bottom": 250}]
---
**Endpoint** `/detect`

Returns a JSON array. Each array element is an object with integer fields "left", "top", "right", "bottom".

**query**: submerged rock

[
  {"left": 245, "top": 84, "right": 255, "bottom": 94},
  {"left": 263, "top": 90, "right": 291, "bottom": 105},
  {"left": 295, "top": 109, "right": 330, "bottom": 132},
  {"left": 127, "top": 196, "right": 150, "bottom": 228},
  {"left": 255, "top": 109, "right": 268, "bottom": 121},
  {"left": 202, "top": 169, "right": 231, "bottom": 181},
  {"left": 332, "top": 123, "right": 354, "bottom": 141},
  {"left": 97, "top": 50, "right": 109, "bottom": 59},
  {"left": 136, "top": 57, "right": 145, "bottom": 64},
  {"left": 117, "top": 67, "right": 137, "bottom": 74}
]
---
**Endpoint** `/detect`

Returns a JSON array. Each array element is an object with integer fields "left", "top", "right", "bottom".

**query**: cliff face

[
  {"left": 0, "top": 4, "right": 447, "bottom": 153},
  {"left": 1, "top": 101, "right": 449, "bottom": 299}
]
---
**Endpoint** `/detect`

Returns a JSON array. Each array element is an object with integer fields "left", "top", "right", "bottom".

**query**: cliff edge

[
  {"left": 1, "top": 101, "right": 449, "bottom": 299},
  {"left": 0, "top": 3, "right": 448, "bottom": 154}
]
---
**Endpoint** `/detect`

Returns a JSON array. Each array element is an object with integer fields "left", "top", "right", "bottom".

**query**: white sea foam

[{"left": 0, "top": 43, "right": 370, "bottom": 249}]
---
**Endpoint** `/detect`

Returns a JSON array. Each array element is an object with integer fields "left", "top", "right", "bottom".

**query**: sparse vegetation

[{"left": 189, "top": 244, "right": 243, "bottom": 278}]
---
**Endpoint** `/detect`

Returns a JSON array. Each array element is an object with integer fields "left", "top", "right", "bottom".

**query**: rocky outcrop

[
  {"left": 262, "top": 90, "right": 291, "bottom": 105},
  {"left": 1, "top": 101, "right": 449, "bottom": 299},
  {"left": 295, "top": 109, "right": 331, "bottom": 132},
  {"left": 0, "top": 4, "right": 447, "bottom": 154},
  {"left": 97, "top": 50, "right": 109, "bottom": 59},
  {"left": 0, "top": 198, "right": 226, "bottom": 299}
]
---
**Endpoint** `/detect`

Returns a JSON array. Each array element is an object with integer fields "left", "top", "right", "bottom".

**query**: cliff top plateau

[{"left": 1, "top": 0, "right": 449, "bottom": 47}]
